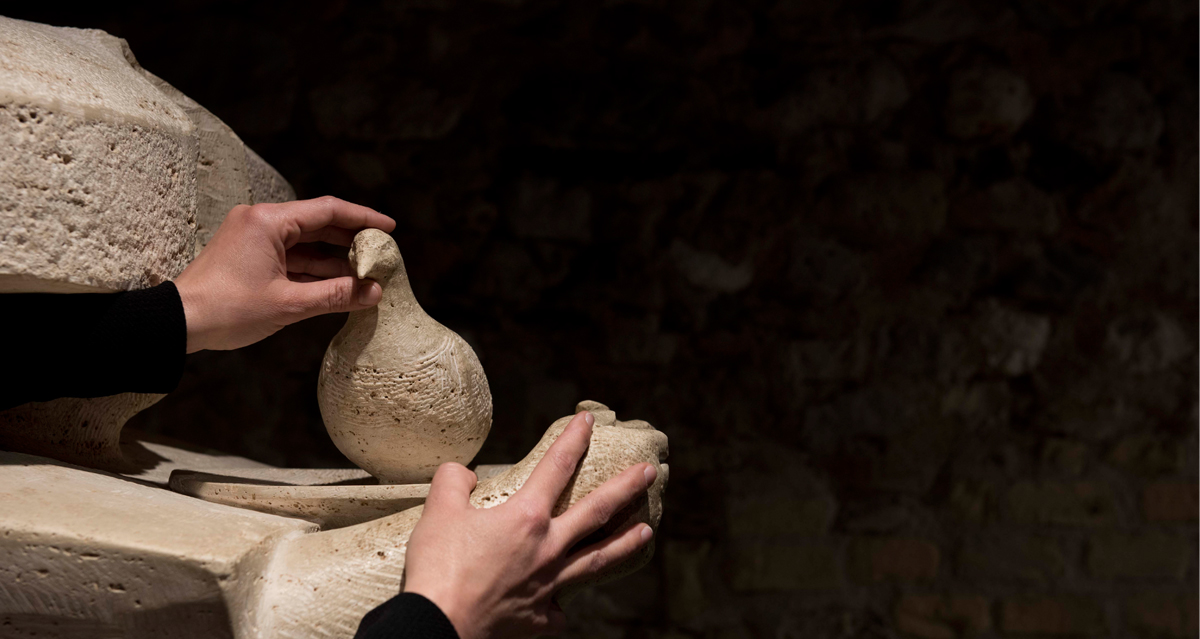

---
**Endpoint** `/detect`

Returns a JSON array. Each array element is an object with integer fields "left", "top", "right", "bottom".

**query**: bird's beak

[{"left": 352, "top": 246, "right": 374, "bottom": 280}]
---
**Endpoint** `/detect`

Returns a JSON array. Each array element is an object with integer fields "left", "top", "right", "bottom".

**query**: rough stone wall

[{"left": 12, "top": 2, "right": 1196, "bottom": 637}]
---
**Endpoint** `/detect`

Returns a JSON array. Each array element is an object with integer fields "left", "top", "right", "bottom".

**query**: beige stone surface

[
  {"left": 138, "top": 69, "right": 251, "bottom": 253},
  {"left": 0, "top": 15, "right": 296, "bottom": 291},
  {"left": 0, "top": 15, "right": 197, "bottom": 294},
  {"left": 0, "top": 402, "right": 667, "bottom": 638},
  {"left": 137, "top": 69, "right": 295, "bottom": 252},
  {"left": 118, "top": 428, "right": 274, "bottom": 486},
  {"left": 245, "top": 146, "right": 295, "bottom": 207},
  {"left": 319, "top": 229, "right": 493, "bottom": 483},
  {"left": 169, "top": 467, "right": 430, "bottom": 529},
  {"left": 0, "top": 450, "right": 315, "bottom": 639},
  {"left": 0, "top": 392, "right": 164, "bottom": 469}
]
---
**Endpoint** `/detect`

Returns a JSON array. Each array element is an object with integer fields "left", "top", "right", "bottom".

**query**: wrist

[
  {"left": 404, "top": 584, "right": 476, "bottom": 639},
  {"left": 175, "top": 277, "right": 214, "bottom": 354}
]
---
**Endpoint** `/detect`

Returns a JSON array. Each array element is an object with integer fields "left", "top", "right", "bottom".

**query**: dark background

[{"left": 11, "top": 1, "right": 1199, "bottom": 637}]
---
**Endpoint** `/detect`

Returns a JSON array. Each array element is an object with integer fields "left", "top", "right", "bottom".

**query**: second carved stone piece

[{"left": 318, "top": 229, "right": 492, "bottom": 484}]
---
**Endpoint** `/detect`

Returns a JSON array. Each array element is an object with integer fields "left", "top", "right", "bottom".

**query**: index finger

[
  {"left": 424, "top": 462, "right": 478, "bottom": 515},
  {"left": 278, "top": 196, "right": 396, "bottom": 247},
  {"left": 515, "top": 412, "right": 594, "bottom": 513}
]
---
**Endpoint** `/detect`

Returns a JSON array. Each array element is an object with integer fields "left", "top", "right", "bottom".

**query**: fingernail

[
  {"left": 583, "top": 411, "right": 594, "bottom": 427},
  {"left": 357, "top": 281, "right": 378, "bottom": 305},
  {"left": 640, "top": 525, "right": 654, "bottom": 543},
  {"left": 643, "top": 464, "right": 657, "bottom": 486}
]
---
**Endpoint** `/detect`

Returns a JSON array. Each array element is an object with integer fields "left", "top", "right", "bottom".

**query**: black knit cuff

[
  {"left": 0, "top": 281, "right": 187, "bottom": 409},
  {"left": 354, "top": 593, "right": 460, "bottom": 639},
  {"left": 102, "top": 281, "right": 187, "bottom": 394}
]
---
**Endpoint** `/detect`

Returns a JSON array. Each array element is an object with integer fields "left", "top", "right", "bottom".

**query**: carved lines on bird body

[
  {"left": 319, "top": 229, "right": 492, "bottom": 484},
  {"left": 323, "top": 336, "right": 472, "bottom": 413},
  {"left": 319, "top": 342, "right": 489, "bottom": 476}
]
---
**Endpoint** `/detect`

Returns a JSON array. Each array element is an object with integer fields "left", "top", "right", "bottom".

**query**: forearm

[{"left": 0, "top": 281, "right": 186, "bottom": 410}]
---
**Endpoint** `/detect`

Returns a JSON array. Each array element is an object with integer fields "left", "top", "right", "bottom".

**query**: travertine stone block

[
  {"left": 137, "top": 69, "right": 295, "bottom": 251},
  {"left": 0, "top": 451, "right": 315, "bottom": 638},
  {"left": 0, "top": 16, "right": 197, "bottom": 293},
  {"left": 138, "top": 69, "right": 252, "bottom": 253},
  {"left": 0, "top": 15, "right": 297, "bottom": 292},
  {"left": 245, "top": 146, "right": 296, "bottom": 206}
]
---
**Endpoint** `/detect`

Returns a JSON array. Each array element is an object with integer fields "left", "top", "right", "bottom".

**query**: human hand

[
  {"left": 174, "top": 196, "right": 396, "bottom": 353},
  {"left": 403, "top": 411, "right": 657, "bottom": 639}
]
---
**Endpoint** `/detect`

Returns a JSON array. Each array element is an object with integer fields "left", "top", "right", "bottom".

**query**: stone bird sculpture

[{"left": 318, "top": 229, "right": 492, "bottom": 484}]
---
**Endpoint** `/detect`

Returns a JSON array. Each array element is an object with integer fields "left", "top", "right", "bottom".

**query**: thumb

[
  {"left": 425, "top": 463, "right": 478, "bottom": 514},
  {"left": 283, "top": 276, "right": 382, "bottom": 320}
]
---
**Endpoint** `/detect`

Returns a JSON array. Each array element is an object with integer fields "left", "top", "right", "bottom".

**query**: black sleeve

[
  {"left": 354, "top": 593, "right": 461, "bottom": 639},
  {"left": 0, "top": 281, "right": 187, "bottom": 410}
]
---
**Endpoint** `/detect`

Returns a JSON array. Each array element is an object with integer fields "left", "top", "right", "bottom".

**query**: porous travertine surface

[
  {"left": 264, "top": 401, "right": 668, "bottom": 637},
  {"left": 319, "top": 229, "right": 492, "bottom": 484},
  {"left": 0, "top": 15, "right": 297, "bottom": 292},
  {"left": 0, "top": 15, "right": 295, "bottom": 470},
  {"left": 137, "top": 69, "right": 296, "bottom": 252},
  {"left": 169, "top": 467, "right": 430, "bottom": 529},
  {"left": 244, "top": 146, "right": 295, "bottom": 209},
  {"left": 0, "top": 15, "right": 197, "bottom": 293},
  {"left": 0, "top": 402, "right": 668, "bottom": 638},
  {"left": 0, "top": 451, "right": 315, "bottom": 639},
  {"left": 0, "top": 392, "right": 164, "bottom": 470}
]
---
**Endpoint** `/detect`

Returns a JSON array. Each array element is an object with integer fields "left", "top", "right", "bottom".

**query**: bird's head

[{"left": 348, "top": 229, "right": 403, "bottom": 282}]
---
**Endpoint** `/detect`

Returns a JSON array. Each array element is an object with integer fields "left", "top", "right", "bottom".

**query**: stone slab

[
  {"left": 169, "top": 468, "right": 430, "bottom": 529},
  {"left": 0, "top": 450, "right": 313, "bottom": 639}
]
